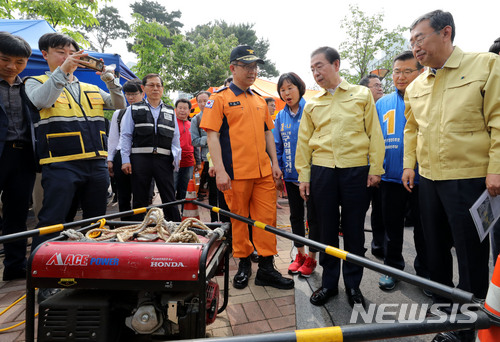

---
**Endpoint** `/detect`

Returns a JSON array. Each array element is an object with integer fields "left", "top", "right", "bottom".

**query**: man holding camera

[{"left": 25, "top": 32, "right": 125, "bottom": 263}]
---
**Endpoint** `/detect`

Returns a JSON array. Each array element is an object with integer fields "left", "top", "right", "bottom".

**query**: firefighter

[{"left": 201, "top": 45, "right": 294, "bottom": 290}]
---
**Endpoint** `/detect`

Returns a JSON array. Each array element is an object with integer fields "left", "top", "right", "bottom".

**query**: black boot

[
  {"left": 233, "top": 257, "right": 252, "bottom": 289},
  {"left": 255, "top": 256, "right": 294, "bottom": 289}
]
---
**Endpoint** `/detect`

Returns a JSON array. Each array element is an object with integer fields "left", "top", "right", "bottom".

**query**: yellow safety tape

[
  {"left": 325, "top": 246, "right": 348, "bottom": 260},
  {"left": 212, "top": 207, "right": 220, "bottom": 213},
  {"left": 39, "top": 224, "right": 64, "bottom": 235},
  {"left": 254, "top": 221, "right": 267, "bottom": 230},
  {"left": 133, "top": 207, "right": 147, "bottom": 215},
  {"left": 296, "top": 326, "right": 343, "bottom": 342}
]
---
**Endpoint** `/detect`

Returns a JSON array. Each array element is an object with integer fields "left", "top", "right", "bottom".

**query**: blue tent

[{"left": 0, "top": 19, "right": 137, "bottom": 88}]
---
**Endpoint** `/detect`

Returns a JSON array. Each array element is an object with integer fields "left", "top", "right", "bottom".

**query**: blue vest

[
  {"left": 376, "top": 91, "right": 419, "bottom": 184},
  {"left": 273, "top": 97, "right": 306, "bottom": 182}
]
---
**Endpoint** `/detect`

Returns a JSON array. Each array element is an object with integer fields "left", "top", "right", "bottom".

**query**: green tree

[
  {"left": 339, "top": 4, "right": 407, "bottom": 88},
  {"left": 0, "top": 0, "right": 16, "bottom": 18},
  {"left": 164, "top": 27, "right": 238, "bottom": 94},
  {"left": 187, "top": 21, "right": 279, "bottom": 78},
  {"left": 129, "top": 13, "right": 170, "bottom": 79},
  {"left": 127, "top": 0, "right": 182, "bottom": 51},
  {"left": 0, "top": 0, "right": 108, "bottom": 46},
  {"left": 82, "top": 6, "right": 129, "bottom": 53}
]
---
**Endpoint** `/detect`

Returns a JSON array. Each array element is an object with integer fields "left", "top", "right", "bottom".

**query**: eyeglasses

[
  {"left": 311, "top": 63, "right": 329, "bottom": 74},
  {"left": 232, "top": 63, "right": 259, "bottom": 72},
  {"left": 393, "top": 69, "right": 419, "bottom": 76},
  {"left": 369, "top": 83, "right": 383, "bottom": 89},
  {"left": 145, "top": 84, "right": 163, "bottom": 88},
  {"left": 410, "top": 31, "right": 439, "bottom": 49}
]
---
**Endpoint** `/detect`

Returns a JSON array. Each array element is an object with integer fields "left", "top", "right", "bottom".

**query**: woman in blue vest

[{"left": 273, "top": 72, "right": 317, "bottom": 277}]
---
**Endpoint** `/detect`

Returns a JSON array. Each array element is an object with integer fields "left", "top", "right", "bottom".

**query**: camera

[{"left": 79, "top": 55, "right": 104, "bottom": 72}]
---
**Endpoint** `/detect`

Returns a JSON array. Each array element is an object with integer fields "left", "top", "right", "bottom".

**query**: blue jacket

[
  {"left": 376, "top": 90, "right": 419, "bottom": 184},
  {"left": 273, "top": 97, "right": 306, "bottom": 182}
]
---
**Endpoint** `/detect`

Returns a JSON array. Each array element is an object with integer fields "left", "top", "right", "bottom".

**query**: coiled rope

[{"left": 61, "top": 208, "right": 222, "bottom": 243}]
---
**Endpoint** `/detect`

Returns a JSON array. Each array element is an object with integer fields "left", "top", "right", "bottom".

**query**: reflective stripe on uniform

[
  {"left": 131, "top": 147, "right": 171, "bottom": 155},
  {"left": 39, "top": 151, "right": 107, "bottom": 165},
  {"left": 34, "top": 115, "right": 105, "bottom": 128},
  {"left": 135, "top": 123, "right": 154, "bottom": 128},
  {"left": 158, "top": 124, "right": 175, "bottom": 131}
]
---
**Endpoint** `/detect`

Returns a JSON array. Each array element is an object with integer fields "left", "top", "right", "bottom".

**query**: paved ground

[{"left": 0, "top": 193, "right": 496, "bottom": 341}]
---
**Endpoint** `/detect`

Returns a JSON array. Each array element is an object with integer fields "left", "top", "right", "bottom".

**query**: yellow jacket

[
  {"left": 295, "top": 79, "right": 385, "bottom": 182},
  {"left": 30, "top": 75, "right": 108, "bottom": 164},
  {"left": 403, "top": 47, "right": 500, "bottom": 180}
]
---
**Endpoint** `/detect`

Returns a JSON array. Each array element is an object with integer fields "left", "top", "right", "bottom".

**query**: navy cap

[{"left": 230, "top": 45, "right": 265, "bottom": 64}]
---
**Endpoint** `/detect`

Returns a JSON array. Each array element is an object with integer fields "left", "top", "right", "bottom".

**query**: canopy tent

[
  {"left": 0, "top": 19, "right": 137, "bottom": 88},
  {"left": 189, "top": 78, "right": 319, "bottom": 118}
]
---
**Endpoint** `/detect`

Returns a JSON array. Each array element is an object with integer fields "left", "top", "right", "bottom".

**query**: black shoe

[
  {"left": 346, "top": 288, "right": 366, "bottom": 308},
  {"left": 255, "top": 256, "right": 294, "bottom": 289},
  {"left": 250, "top": 250, "right": 259, "bottom": 263},
  {"left": 310, "top": 287, "right": 338, "bottom": 306},
  {"left": 432, "top": 330, "right": 475, "bottom": 342},
  {"left": 233, "top": 257, "right": 252, "bottom": 289},
  {"left": 2, "top": 268, "right": 26, "bottom": 281},
  {"left": 37, "top": 288, "right": 61, "bottom": 304}
]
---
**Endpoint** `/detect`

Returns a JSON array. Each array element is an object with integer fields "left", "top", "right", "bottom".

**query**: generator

[{"left": 25, "top": 222, "right": 231, "bottom": 341}]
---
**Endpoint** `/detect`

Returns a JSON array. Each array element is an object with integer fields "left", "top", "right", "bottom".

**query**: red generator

[{"left": 25, "top": 222, "right": 231, "bottom": 341}]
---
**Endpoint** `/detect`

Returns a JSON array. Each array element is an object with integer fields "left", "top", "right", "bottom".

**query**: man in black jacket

[{"left": 0, "top": 31, "right": 36, "bottom": 281}]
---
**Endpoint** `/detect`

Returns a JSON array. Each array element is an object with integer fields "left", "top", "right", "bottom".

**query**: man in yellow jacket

[
  {"left": 25, "top": 33, "right": 125, "bottom": 302},
  {"left": 402, "top": 10, "right": 500, "bottom": 342},
  {"left": 295, "top": 46, "right": 385, "bottom": 308}
]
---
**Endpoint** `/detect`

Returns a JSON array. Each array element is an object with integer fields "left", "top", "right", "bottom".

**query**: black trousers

[
  {"left": 113, "top": 152, "right": 133, "bottom": 220},
  {"left": 285, "top": 182, "right": 306, "bottom": 248},
  {"left": 308, "top": 165, "right": 369, "bottom": 290},
  {"left": 370, "top": 187, "right": 385, "bottom": 253},
  {"left": 130, "top": 153, "right": 180, "bottom": 222},
  {"left": 419, "top": 176, "right": 490, "bottom": 300},
  {"left": 207, "top": 174, "right": 230, "bottom": 222},
  {"left": 380, "top": 181, "right": 428, "bottom": 277},
  {"left": 0, "top": 144, "right": 35, "bottom": 271},
  {"left": 33, "top": 159, "right": 109, "bottom": 251}
]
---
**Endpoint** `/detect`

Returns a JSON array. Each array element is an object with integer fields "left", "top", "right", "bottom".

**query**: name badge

[
  {"left": 229, "top": 101, "right": 241, "bottom": 106},
  {"left": 164, "top": 113, "right": 173, "bottom": 121}
]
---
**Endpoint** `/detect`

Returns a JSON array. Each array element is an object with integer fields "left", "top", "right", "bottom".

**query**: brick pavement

[{"left": 0, "top": 195, "right": 296, "bottom": 341}]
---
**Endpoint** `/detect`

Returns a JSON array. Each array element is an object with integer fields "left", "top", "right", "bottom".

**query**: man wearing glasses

[
  {"left": 201, "top": 45, "right": 294, "bottom": 290},
  {"left": 295, "top": 46, "right": 385, "bottom": 308},
  {"left": 359, "top": 73, "right": 385, "bottom": 264},
  {"left": 120, "top": 73, "right": 181, "bottom": 222},
  {"left": 402, "top": 10, "right": 500, "bottom": 342},
  {"left": 375, "top": 51, "right": 428, "bottom": 293},
  {"left": 360, "top": 74, "right": 384, "bottom": 103}
]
